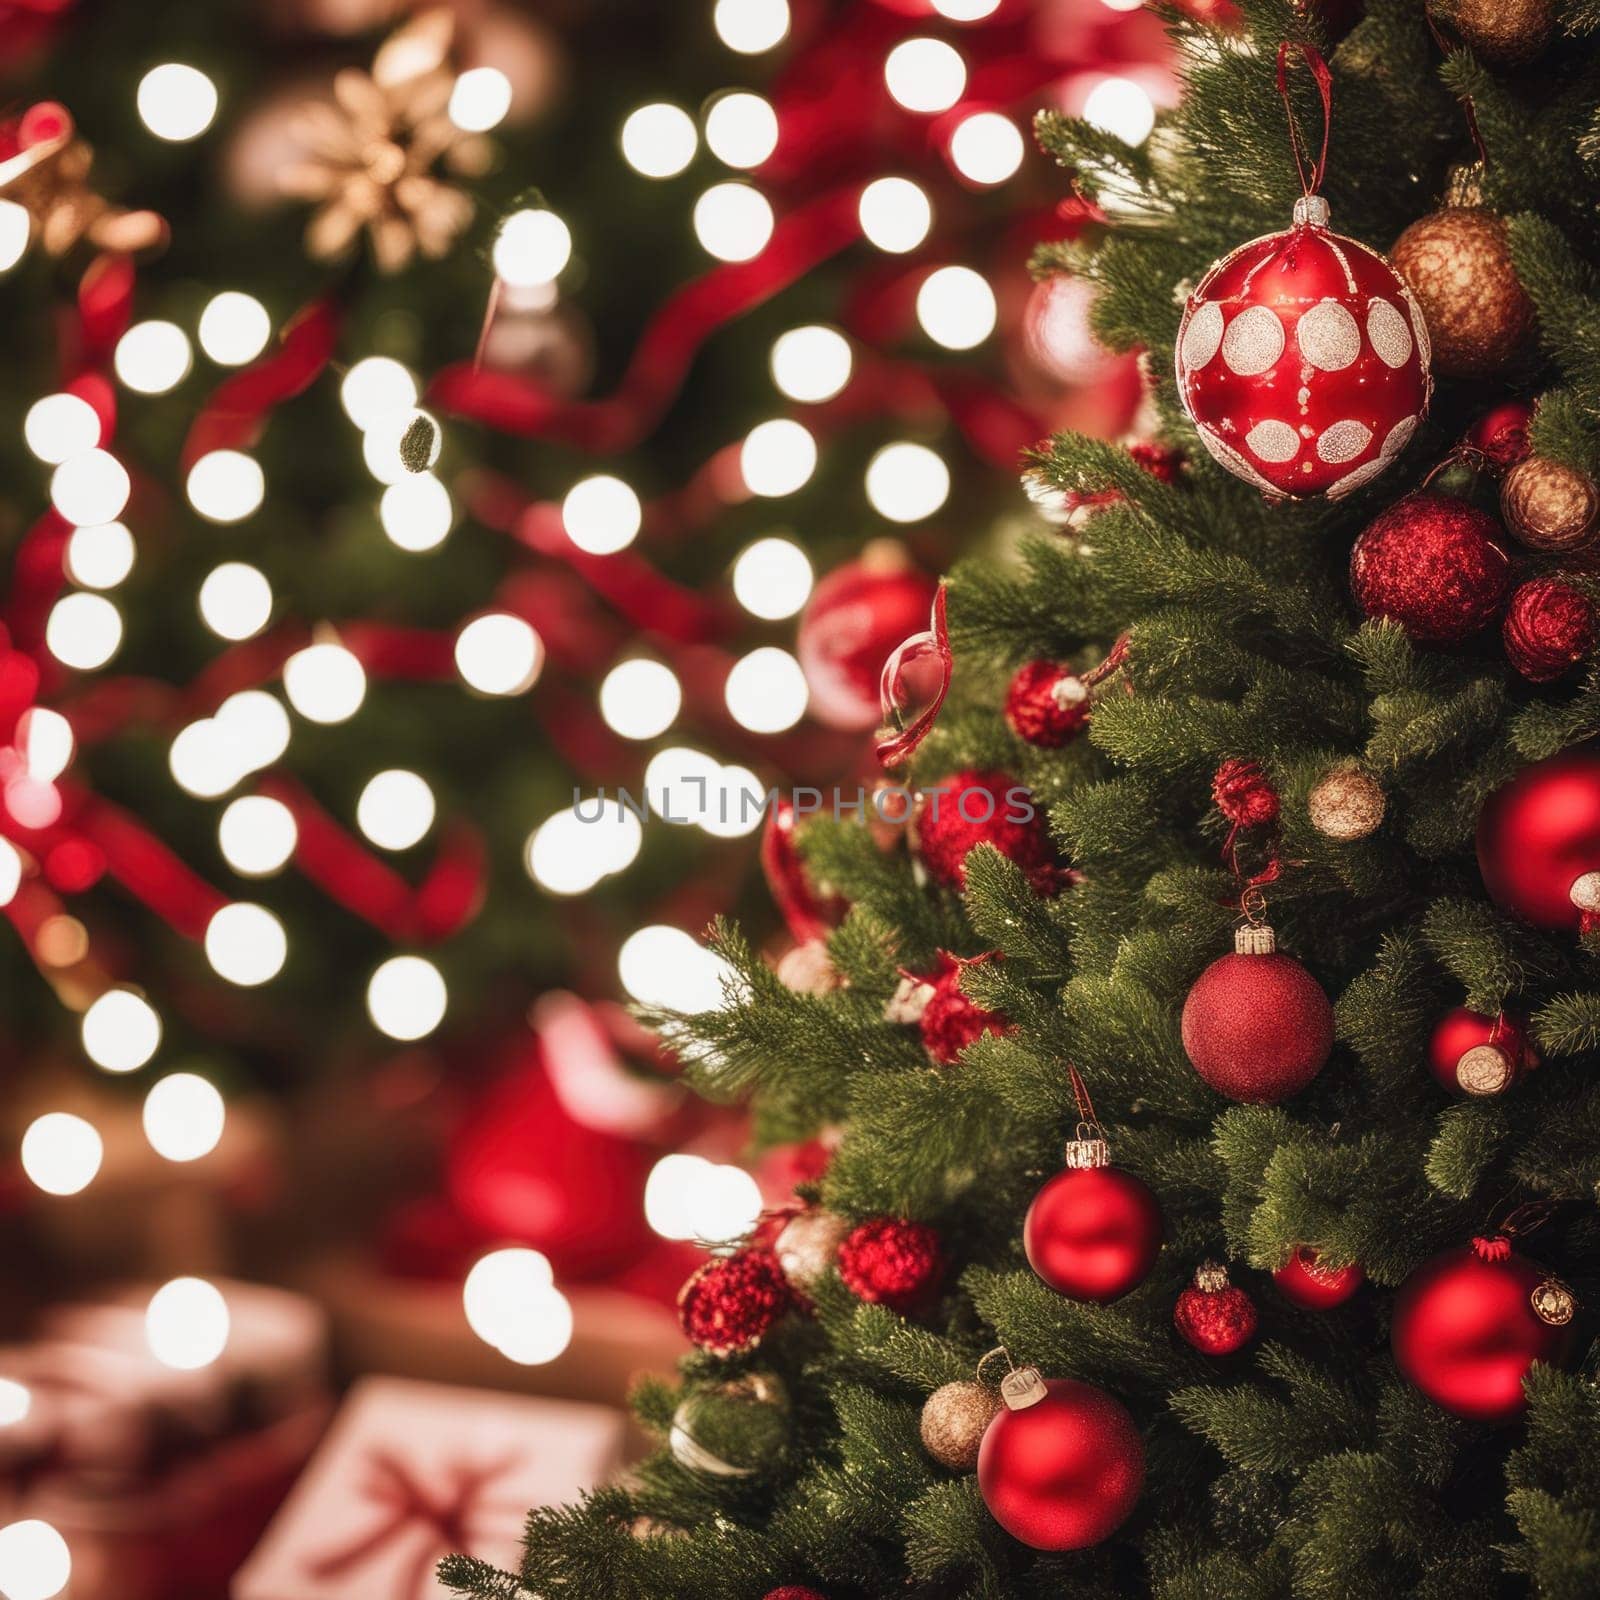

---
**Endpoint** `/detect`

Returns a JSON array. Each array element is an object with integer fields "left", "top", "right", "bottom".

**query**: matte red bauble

[
  {"left": 1005, "top": 660, "right": 1090, "bottom": 748},
  {"left": 1272, "top": 1246, "right": 1364, "bottom": 1309},
  {"left": 918, "top": 952, "right": 1009, "bottom": 1065},
  {"left": 796, "top": 548, "right": 937, "bottom": 731},
  {"left": 1174, "top": 1261, "right": 1258, "bottom": 1355},
  {"left": 1392, "top": 1236, "right": 1574, "bottom": 1422},
  {"left": 1175, "top": 195, "right": 1430, "bottom": 500},
  {"left": 1504, "top": 577, "right": 1598, "bottom": 684},
  {"left": 1349, "top": 491, "right": 1511, "bottom": 645},
  {"left": 977, "top": 1366, "right": 1144, "bottom": 1550},
  {"left": 1180, "top": 925, "right": 1334, "bottom": 1103},
  {"left": 836, "top": 1217, "right": 943, "bottom": 1313},
  {"left": 679, "top": 1247, "right": 794, "bottom": 1358},
  {"left": 914, "top": 768, "right": 1064, "bottom": 895},
  {"left": 1427, "top": 1007, "right": 1537, "bottom": 1097},
  {"left": 1476, "top": 747, "right": 1600, "bottom": 930},
  {"left": 1024, "top": 1137, "right": 1162, "bottom": 1304}
]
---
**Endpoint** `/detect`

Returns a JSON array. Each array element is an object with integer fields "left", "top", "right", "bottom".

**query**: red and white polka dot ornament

[{"left": 1174, "top": 44, "right": 1431, "bottom": 501}]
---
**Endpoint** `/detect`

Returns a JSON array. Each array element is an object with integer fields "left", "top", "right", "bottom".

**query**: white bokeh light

[
  {"left": 598, "top": 658, "right": 681, "bottom": 740},
  {"left": 770, "top": 325, "right": 851, "bottom": 404},
  {"left": 701, "top": 762, "right": 766, "bottom": 839},
  {"left": 114, "top": 320, "right": 193, "bottom": 394},
  {"left": 618, "top": 924, "right": 738, "bottom": 1013},
  {"left": 357, "top": 770, "right": 435, "bottom": 851},
  {"left": 740, "top": 418, "right": 816, "bottom": 497},
  {"left": 645, "top": 1153, "right": 763, "bottom": 1242},
  {"left": 1083, "top": 76, "right": 1156, "bottom": 146},
  {"left": 81, "top": 988, "right": 161, "bottom": 1073},
  {"left": 448, "top": 66, "right": 513, "bottom": 132},
  {"left": 933, "top": 0, "right": 1002, "bottom": 15},
  {"left": 146, "top": 1278, "right": 230, "bottom": 1369},
  {"left": 561, "top": 475, "right": 642, "bottom": 554},
  {"left": 19, "top": 708, "right": 73, "bottom": 782},
  {"left": 949, "top": 110, "right": 1025, "bottom": 184},
  {"left": 705, "top": 92, "right": 779, "bottom": 169},
  {"left": 0, "top": 1518, "right": 72, "bottom": 1600},
  {"left": 218, "top": 794, "right": 298, "bottom": 876},
  {"left": 916, "top": 264, "right": 998, "bottom": 350},
  {"left": 0, "top": 201, "right": 30, "bottom": 273},
  {"left": 204, "top": 902, "right": 287, "bottom": 986},
  {"left": 199, "top": 562, "right": 273, "bottom": 641},
  {"left": 0, "top": 840, "right": 21, "bottom": 907},
  {"left": 65, "top": 522, "right": 135, "bottom": 589},
  {"left": 380, "top": 473, "right": 454, "bottom": 552},
  {"left": 45, "top": 592, "right": 122, "bottom": 671},
  {"left": 137, "top": 64, "right": 218, "bottom": 142},
  {"left": 19, "top": 1114, "right": 103, "bottom": 1198},
  {"left": 725, "top": 646, "right": 808, "bottom": 732},
  {"left": 525, "top": 800, "right": 643, "bottom": 895},
  {"left": 645, "top": 745, "right": 722, "bottom": 827},
  {"left": 732, "top": 536, "right": 813, "bottom": 619},
  {"left": 884, "top": 37, "right": 967, "bottom": 113},
  {"left": 367, "top": 955, "right": 448, "bottom": 1040},
  {"left": 283, "top": 642, "right": 367, "bottom": 724},
  {"left": 0, "top": 1381, "right": 29, "bottom": 1426},
  {"left": 362, "top": 409, "right": 440, "bottom": 484},
  {"left": 866, "top": 441, "right": 950, "bottom": 523},
  {"left": 463, "top": 1248, "right": 573, "bottom": 1365},
  {"left": 858, "top": 176, "right": 932, "bottom": 253},
  {"left": 216, "top": 690, "right": 291, "bottom": 770},
  {"left": 620, "top": 103, "right": 698, "bottom": 178},
  {"left": 169, "top": 719, "right": 243, "bottom": 800},
  {"left": 198, "top": 291, "right": 271, "bottom": 366},
  {"left": 187, "top": 449, "right": 265, "bottom": 523},
  {"left": 25, "top": 393, "right": 100, "bottom": 464},
  {"left": 142, "top": 1073, "right": 226, "bottom": 1163},
  {"left": 455, "top": 613, "right": 543, "bottom": 696},
  {"left": 693, "top": 182, "right": 774, "bottom": 262},
  {"left": 713, "top": 0, "right": 789, "bottom": 53},
  {"left": 493, "top": 209, "right": 572, "bottom": 288},
  {"left": 340, "top": 357, "right": 418, "bottom": 431},
  {"left": 50, "top": 450, "right": 129, "bottom": 526}
]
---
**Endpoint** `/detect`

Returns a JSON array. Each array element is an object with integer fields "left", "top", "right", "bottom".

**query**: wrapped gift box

[{"left": 233, "top": 1375, "right": 627, "bottom": 1600}]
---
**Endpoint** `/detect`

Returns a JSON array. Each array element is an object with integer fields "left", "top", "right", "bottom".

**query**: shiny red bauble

[
  {"left": 914, "top": 768, "right": 1063, "bottom": 895},
  {"left": 1180, "top": 930, "right": 1334, "bottom": 1104},
  {"left": 1476, "top": 747, "right": 1600, "bottom": 930},
  {"left": 1024, "top": 1149, "right": 1163, "bottom": 1304},
  {"left": 796, "top": 550, "right": 937, "bottom": 731},
  {"left": 1004, "top": 660, "right": 1090, "bottom": 748},
  {"left": 679, "top": 1247, "right": 794, "bottom": 1358},
  {"left": 1504, "top": 577, "right": 1598, "bottom": 684},
  {"left": 977, "top": 1370, "right": 1144, "bottom": 1550},
  {"left": 836, "top": 1217, "right": 944, "bottom": 1313},
  {"left": 1272, "top": 1246, "right": 1364, "bottom": 1310},
  {"left": 1174, "top": 1262, "right": 1257, "bottom": 1355},
  {"left": 1174, "top": 198, "right": 1430, "bottom": 500},
  {"left": 1427, "top": 1007, "right": 1537, "bottom": 1097},
  {"left": 918, "top": 952, "right": 1009, "bottom": 1065},
  {"left": 1349, "top": 491, "right": 1512, "bottom": 645},
  {"left": 1467, "top": 399, "right": 1534, "bottom": 471},
  {"left": 1391, "top": 1237, "right": 1573, "bottom": 1422}
]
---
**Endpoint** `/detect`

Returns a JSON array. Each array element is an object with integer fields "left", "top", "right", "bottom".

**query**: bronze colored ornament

[
  {"left": 1307, "top": 766, "right": 1385, "bottom": 842},
  {"left": 774, "top": 1209, "right": 851, "bottom": 1293},
  {"left": 920, "top": 1380, "right": 1001, "bottom": 1471},
  {"left": 1501, "top": 457, "right": 1600, "bottom": 553},
  {"left": 1429, "top": 0, "right": 1554, "bottom": 66}
]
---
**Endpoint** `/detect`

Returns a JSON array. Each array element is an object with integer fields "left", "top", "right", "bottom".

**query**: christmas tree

[{"left": 442, "top": 0, "right": 1600, "bottom": 1595}]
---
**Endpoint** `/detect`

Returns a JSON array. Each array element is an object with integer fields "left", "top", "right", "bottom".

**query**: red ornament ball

[
  {"left": 1392, "top": 1236, "right": 1573, "bottom": 1422},
  {"left": 836, "top": 1217, "right": 943, "bottom": 1313},
  {"left": 762, "top": 1590, "right": 827, "bottom": 1600},
  {"left": 678, "top": 1247, "right": 794, "bottom": 1358},
  {"left": 1467, "top": 399, "right": 1534, "bottom": 471},
  {"left": 1272, "top": 1246, "right": 1364, "bottom": 1310},
  {"left": 1349, "top": 491, "right": 1511, "bottom": 645},
  {"left": 1476, "top": 747, "right": 1600, "bottom": 930},
  {"left": 796, "top": 550, "right": 937, "bottom": 731},
  {"left": 1022, "top": 274, "right": 1124, "bottom": 388},
  {"left": 1504, "top": 577, "right": 1598, "bottom": 684},
  {"left": 1428, "top": 1007, "right": 1537, "bottom": 1097},
  {"left": 1005, "top": 660, "right": 1090, "bottom": 748},
  {"left": 919, "top": 953, "right": 1009, "bottom": 1065},
  {"left": 977, "top": 1370, "right": 1144, "bottom": 1550},
  {"left": 914, "top": 769, "right": 1063, "bottom": 895},
  {"left": 1180, "top": 930, "right": 1334, "bottom": 1104},
  {"left": 1212, "top": 758, "right": 1280, "bottom": 830},
  {"left": 1024, "top": 1150, "right": 1163, "bottom": 1303},
  {"left": 1174, "top": 1262, "right": 1258, "bottom": 1355},
  {"left": 1174, "top": 198, "right": 1431, "bottom": 500}
]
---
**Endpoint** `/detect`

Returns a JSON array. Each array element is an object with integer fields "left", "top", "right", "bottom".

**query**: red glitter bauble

[
  {"left": 1392, "top": 1237, "right": 1573, "bottom": 1422},
  {"left": 1428, "top": 1007, "right": 1537, "bottom": 1097},
  {"left": 1180, "top": 934, "right": 1334, "bottom": 1103},
  {"left": 1174, "top": 198, "right": 1431, "bottom": 500},
  {"left": 762, "top": 1589, "right": 827, "bottom": 1600},
  {"left": 678, "top": 1247, "right": 793, "bottom": 1357},
  {"left": 1024, "top": 1159, "right": 1163, "bottom": 1304},
  {"left": 914, "top": 768, "right": 1062, "bottom": 894},
  {"left": 1476, "top": 747, "right": 1600, "bottom": 929},
  {"left": 836, "top": 1217, "right": 944, "bottom": 1313},
  {"left": 1174, "top": 1262, "right": 1258, "bottom": 1355},
  {"left": 796, "top": 551, "right": 937, "bottom": 731},
  {"left": 1349, "top": 491, "right": 1511, "bottom": 645},
  {"left": 919, "top": 952, "right": 1009, "bottom": 1065},
  {"left": 1467, "top": 399, "right": 1534, "bottom": 472},
  {"left": 1272, "top": 1246, "right": 1364, "bottom": 1310},
  {"left": 1004, "top": 660, "right": 1089, "bottom": 748},
  {"left": 977, "top": 1372, "right": 1144, "bottom": 1550},
  {"left": 1504, "top": 577, "right": 1598, "bottom": 683}
]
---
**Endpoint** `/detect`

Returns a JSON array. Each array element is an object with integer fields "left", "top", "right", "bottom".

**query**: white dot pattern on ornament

[
  {"left": 1317, "top": 419, "right": 1371, "bottom": 464},
  {"left": 1297, "top": 300, "right": 1360, "bottom": 371},
  {"left": 1244, "top": 418, "right": 1299, "bottom": 463},
  {"left": 1196, "top": 427, "right": 1282, "bottom": 497},
  {"left": 1366, "top": 298, "right": 1412, "bottom": 368},
  {"left": 1405, "top": 284, "right": 1432, "bottom": 368},
  {"left": 1180, "top": 300, "right": 1224, "bottom": 370},
  {"left": 1220, "top": 305, "right": 1284, "bottom": 376}
]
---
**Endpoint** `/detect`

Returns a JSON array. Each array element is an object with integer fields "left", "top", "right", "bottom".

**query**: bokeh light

[
  {"left": 137, "top": 64, "right": 217, "bottom": 141},
  {"left": 0, "top": 1519, "right": 71, "bottom": 1600},
  {"left": 367, "top": 955, "right": 448, "bottom": 1040},
  {"left": 218, "top": 794, "right": 298, "bottom": 876},
  {"left": 713, "top": 0, "right": 789, "bottom": 54},
  {"left": 20, "top": 1114, "right": 103, "bottom": 1197},
  {"left": 463, "top": 1248, "right": 574, "bottom": 1365},
  {"left": 25, "top": 394, "right": 100, "bottom": 464},
  {"left": 81, "top": 988, "right": 161, "bottom": 1073},
  {"left": 740, "top": 419, "right": 816, "bottom": 496},
  {"left": 146, "top": 1277, "right": 229, "bottom": 1369},
  {"left": 357, "top": 770, "right": 435, "bottom": 851},
  {"left": 65, "top": 522, "right": 135, "bottom": 589},
  {"left": 693, "top": 182, "right": 774, "bottom": 262},
  {"left": 283, "top": 641, "right": 367, "bottom": 724},
  {"left": 732, "top": 536, "right": 813, "bottom": 619},
  {"left": 769, "top": 325, "right": 851, "bottom": 403},
  {"left": 949, "top": 111, "right": 1025, "bottom": 184},
  {"left": 198, "top": 291, "right": 271, "bottom": 366},
  {"left": 199, "top": 562, "right": 273, "bottom": 641},
  {"left": 858, "top": 176, "right": 932, "bottom": 253},
  {"left": 884, "top": 38, "right": 966, "bottom": 113},
  {"left": 562, "top": 475, "right": 642, "bottom": 554},
  {"left": 599, "top": 658, "right": 682, "bottom": 740},
  {"left": 204, "top": 902, "right": 288, "bottom": 987},
  {"left": 50, "top": 450, "right": 129, "bottom": 526},
  {"left": 866, "top": 441, "right": 951, "bottom": 522},
  {"left": 618, "top": 925, "right": 738, "bottom": 1012},
  {"left": 455, "top": 613, "right": 543, "bottom": 695},
  {"left": 142, "top": 1073, "right": 226, "bottom": 1163},
  {"left": 1083, "top": 76, "right": 1156, "bottom": 145},
  {"left": 448, "top": 66, "right": 513, "bottom": 132},
  {"left": 705, "top": 91, "right": 779, "bottom": 168},
  {"left": 621, "top": 103, "right": 698, "bottom": 177},
  {"left": 45, "top": 592, "right": 122, "bottom": 671},
  {"left": 493, "top": 209, "right": 572, "bottom": 288},
  {"left": 916, "top": 264, "right": 997, "bottom": 349},
  {"left": 724, "top": 646, "right": 808, "bottom": 732},
  {"left": 186, "top": 449, "right": 265, "bottom": 523}
]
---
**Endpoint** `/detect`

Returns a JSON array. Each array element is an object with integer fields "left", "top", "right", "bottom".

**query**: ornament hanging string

[
  {"left": 1274, "top": 41, "right": 1333, "bottom": 199},
  {"left": 1066, "top": 1063, "right": 1102, "bottom": 1143},
  {"left": 1421, "top": 13, "right": 1489, "bottom": 166},
  {"left": 1211, "top": 759, "right": 1282, "bottom": 899}
]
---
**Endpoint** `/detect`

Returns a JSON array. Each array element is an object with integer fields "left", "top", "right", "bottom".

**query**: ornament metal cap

[
  {"left": 1234, "top": 923, "right": 1277, "bottom": 956},
  {"left": 1194, "top": 1260, "right": 1230, "bottom": 1293},
  {"left": 1063, "top": 1135, "right": 1111, "bottom": 1169},
  {"left": 1531, "top": 1277, "right": 1576, "bottom": 1327},
  {"left": 1456, "top": 1043, "right": 1514, "bottom": 1096},
  {"left": 998, "top": 1365, "right": 1048, "bottom": 1411},
  {"left": 1568, "top": 871, "right": 1600, "bottom": 914},
  {"left": 1293, "top": 194, "right": 1330, "bottom": 228}
]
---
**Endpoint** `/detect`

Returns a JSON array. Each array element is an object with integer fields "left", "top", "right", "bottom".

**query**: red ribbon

[
  {"left": 1275, "top": 40, "right": 1333, "bottom": 199},
  {"left": 761, "top": 798, "right": 848, "bottom": 945},
  {"left": 876, "top": 584, "right": 951, "bottom": 769},
  {"left": 1212, "top": 758, "right": 1281, "bottom": 892}
]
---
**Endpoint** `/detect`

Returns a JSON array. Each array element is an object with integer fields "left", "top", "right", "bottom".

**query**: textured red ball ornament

[
  {"left": 1392, "top": 1236, "right": 1574, "bottom": 1422},
  {"left": 796, "top": 547, "right": 937, "bottom": 731},
  {"left": 1175, "top": 195, "right": 1430, "bottom": 500},
  {"left": 914, "top": 768, "right": 1063, "bottom": 895},
  {"left": 836, "top": 1217, "right": 944, "bottom": 1313},
  {"left": 1476, "top": 747, "right": 1600, "bottom": 930},
  {"left": 1428, "top": 1007, "right": 1537, "bottom": 1097},
  {"left": 1024, "top": 1136, "right": 1163, "bottom": 1304},
  {"left": 679, "top": 1247, "right": 794, "bottom": 1358},
  {"left": 1174, "top": 1261, "right": 1258, "bottom": 1354},
  {"left": 919, "top": 952, "right": 1009, "bottom": 1065},
  {"left": 1466, "top": 399, "right": 1534, "bottom": 472},
  {"left": 1349, "top": 491, "right": 1511, "bottom": 645},
  {"left": 1180, "top": 924, "right": 1334, "bottom": 1103},
  {"left": 762, "top": 1589, "right": 827, "bottom": 1600},
  {"left": 977, "top": 1365, "right": 1144, "bottom": 1550},
  {"left": 1272, "top": 1246, "right": 1364, "bottom": 1309},
  {"left": 1005, "top": 660, "right": 1090, "bottom": 748},
  {"left": 1504, "top": 577, "right": 1598, "bottom": 684}
]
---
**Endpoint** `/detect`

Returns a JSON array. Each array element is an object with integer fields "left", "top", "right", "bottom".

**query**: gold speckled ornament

[
  {"left": 1429, "top": 0, "right": 1554, "bottom": 65},
  {"left": 1501, "top": 457, "right": 1600, "bottom": 553},
  {"left": 920, "top": 1381, "right": 1001, "bottom": 1471},
  {"left": 1307, "top": 767, "right": 1386, "bottom": 841}
]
